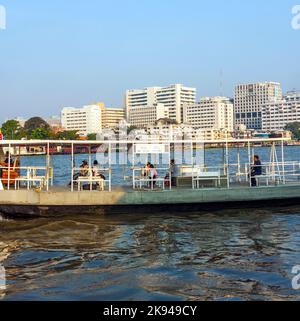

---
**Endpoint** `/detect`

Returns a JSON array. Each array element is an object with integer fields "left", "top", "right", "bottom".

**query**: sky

[{"left": 0, "top": 0, "right": 299, "bottom": 123}]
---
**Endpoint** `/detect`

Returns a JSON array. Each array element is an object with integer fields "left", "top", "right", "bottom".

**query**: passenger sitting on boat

[
  {"left": 79, "top": 160, "right": 89, "bottom": 177},
  {"left": 0, "top": 152, "right": 14, "bottom": 178},
  {"left": 69, "top": 160, "right": 88, "bottom": 186},
  {"left": 92, "top": 160, "right": 106, "bottom": 180},
  {"left": 0, "top": 152, "right": 14, "bottom": 167},
  {"left": 251, "top": 155, "right": 262, "bottom": 187},
  {"left": 169, "top": 159, "right": 179, "bottom": 187},
  {"left": 149, "top": 164, "right": 158, "bottom": 188},
  {"left": 142, "top": 162, "right": 151, "bottom": 177}
]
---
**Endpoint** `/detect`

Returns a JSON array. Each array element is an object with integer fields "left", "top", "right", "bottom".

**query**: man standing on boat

[{"left": 251, "top": 155, "right": 262, "bottom": 187}]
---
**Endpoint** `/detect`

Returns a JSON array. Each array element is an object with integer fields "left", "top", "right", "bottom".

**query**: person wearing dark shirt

[
  {"left": 1, "top": 152, "right": 13, "bottom": 167},
  {"left": 251, "top": 155, "right": 262, "bottom": 187},
  {"left": 0, "top": 152, "right": 14, "bottom": 180},
  {"left": 169, "top": 159, "right": 179, "bottom": 187}
]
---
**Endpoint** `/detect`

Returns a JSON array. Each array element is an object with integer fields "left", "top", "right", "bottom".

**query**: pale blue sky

[{"left": 0, "top": 0, "right": 299, "bottom": 122}]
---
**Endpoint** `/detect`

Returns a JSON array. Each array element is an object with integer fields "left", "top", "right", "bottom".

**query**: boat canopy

[{"left": 0, "top": 137, "right": 292, "bottom": 147}]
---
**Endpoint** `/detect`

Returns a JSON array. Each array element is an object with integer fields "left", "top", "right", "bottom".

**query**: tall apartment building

[
  {"left": 61, "top": 105, "right": 102, "bottom": 134},
  {"left": 234, "top": 82, "right": 282, "bottom": 130},
  {"left": 183, "top": 96, "right": 234, "bottom": 131},
  {"left": 125, "top": 84, "right": 196, "bottom": 123},
  {"left": 128, "top": 103, "right": 169, "bottom": 128},
  {"left": 61, "top": 104, "right": 126, "bottom": 134},
  {"left": 262, "top": 91, "right": 300, "bottom": 131},
  {"left": 97, "top": 103, "right": 125, "bottom": 129}
]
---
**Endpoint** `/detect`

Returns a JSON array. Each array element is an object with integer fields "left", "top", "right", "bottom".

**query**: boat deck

[{"left": 1, "top": 182, "right": 300, "bottom": 216}]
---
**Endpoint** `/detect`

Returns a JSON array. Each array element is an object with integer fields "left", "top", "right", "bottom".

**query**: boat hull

[{"left": 1, "top": 185, "right": 300, "bottom": 217}]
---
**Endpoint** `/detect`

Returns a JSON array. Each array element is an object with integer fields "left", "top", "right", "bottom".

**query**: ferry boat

[{"left": 1, "top": 137, "right": 300, "bottom": 217}]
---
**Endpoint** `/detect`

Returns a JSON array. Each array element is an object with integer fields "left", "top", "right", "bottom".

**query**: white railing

[
  {"left": 169, "top": 162, "right": 300, "bottom": 189},
  {"left": 0, "top": 166, "right": 53, "bottom": 191},
  {"left": 228, "top": 161, "right": 300, "bottom": 186},
  {"left": 2, "top": 162, "right": 300, "bottom": 192}
]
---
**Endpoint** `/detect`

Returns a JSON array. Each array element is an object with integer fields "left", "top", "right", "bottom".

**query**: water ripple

[{"left": 0, "top": 210, "right": 300, "bottom": 301}]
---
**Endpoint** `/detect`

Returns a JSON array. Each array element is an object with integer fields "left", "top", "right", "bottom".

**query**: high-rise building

[
  {"left": 262, "top": 91, "right": 300, "bottom": 131},
  {"left": 61, "top": 103, "right": 126, "bottom": 134},
  {"left": 125, "top": 84, "right": 196, "bottom": 123},
  {"left": 234, "top": 82, "right": 282, "bottom": 130},
  {"left": 128, "top": 103, "right": 169, "bottom": 128},
  {"left": 96, "top": 103, "right": 125, "bottom": 129},
  {"left": 61, "top": 105, "right": 102, "bottom": 134},
  {"left": 183, "top": 96, "right": 234, "bottom": 132}
]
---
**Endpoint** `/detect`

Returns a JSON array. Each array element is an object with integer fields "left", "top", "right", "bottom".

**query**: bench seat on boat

[
  {"left": 192, "top": 172, "right": 222, "bottom": 189},
  {"left": 133, "top": 176, "right": 168, "bottom": 190},
  {"left": 77, "top": 176, "right": 106, "bottom": 191},
  {"left": 175, "top": 167, "right": 224, "bottom": 189},
  {"left": 14, "top": 176, "right": 46, "bottom": 190},
  {"left": 254, "top": 174, "right": 282, "bottom": 186}
]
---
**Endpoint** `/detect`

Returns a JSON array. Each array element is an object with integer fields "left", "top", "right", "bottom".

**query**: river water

[{"left": 0, "top": 147, "right": 300, "bottom": 301}]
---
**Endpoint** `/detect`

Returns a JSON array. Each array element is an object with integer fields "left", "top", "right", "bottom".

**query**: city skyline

[
  {"left": 0, "top": 78, "right": 298, "bottom": 125},
  {"left": 0, "top": 0, "right": 299, "bottom": 123},
  {"left": 3, "top": 80, "right": 297, "bottom": 123}
]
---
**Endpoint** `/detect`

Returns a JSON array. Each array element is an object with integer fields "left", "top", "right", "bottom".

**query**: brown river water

[{"left": 1, "top": 206, "right": 300, "bottom": 301}]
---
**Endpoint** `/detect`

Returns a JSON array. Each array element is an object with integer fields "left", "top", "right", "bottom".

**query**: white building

[
  {"left": 61, "top": 105, "right": 102, "bottom": 134},
  {"left": 96, "top": 103, "right": 125, "bottom": 129},
  {"left": 125, "top": 84, "right": 196, "bottom": 123},
  {"left": 234, "top": 82, "right": 282, "bottom": 130},
  {"left": 147, "top": 120, "right": 194, "bottom": 140},
  {"left": 183, "top": 96, "right": 234, "bottom": 132},
  {"left": 61, "top": 103, "right": 126, "bottom": 134},
  {"left": 262, "top": 91, "right": 300, "bottom": 131},
  {"left": 128, "top": 103, "right": 169, "bottom": 128}
]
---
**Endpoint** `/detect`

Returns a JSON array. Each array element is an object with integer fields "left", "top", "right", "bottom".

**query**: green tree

[
  {"left": 155, "top": 118, "right": 178, "bottom": 125},
  {"left": 16, "top": 128, "right": 29, "bottom": 140},
  {"left": 284, "top": 122, "right": 300, "bottom": 140},
  {"left": 30, "top": 128, "right": 51, "bottom": 140},
  {"left": 127, "top": 125, "right": 138, "bottom": 134},
  {"left": 1, "top": 120, "right": 21, "bottom": 139},
  {"left": 24, "top": 117, "right": 51, "bottom": 135},
  {"left": 87, "top": 133, "right": 97, "bottom": 140},
  {"left": 55, "top": 130, "right": 79, "bottom": 140}
]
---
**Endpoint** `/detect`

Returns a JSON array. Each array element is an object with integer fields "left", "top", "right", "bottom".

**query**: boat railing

[
  {"left": 0, "top": 165, "right": 53, "bottom": 191},
  {"left": 175, "top": 162, "right": 300, "bottom": 188},
  {"left": 228, "top": 161, "right": 300, "bottom": 186}
]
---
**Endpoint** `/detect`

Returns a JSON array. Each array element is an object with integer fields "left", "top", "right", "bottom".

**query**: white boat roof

[{"left": 0, "top": 137, "right": 291, "bottom": 146}]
